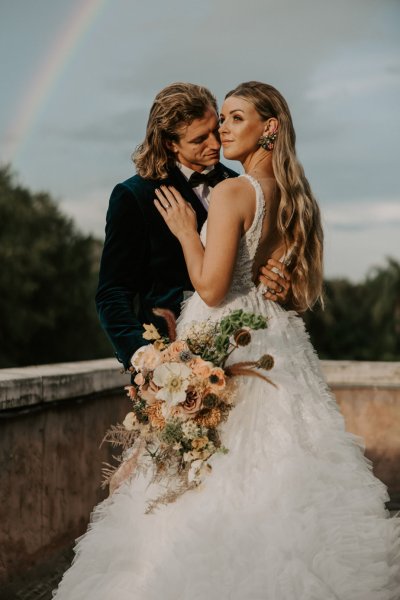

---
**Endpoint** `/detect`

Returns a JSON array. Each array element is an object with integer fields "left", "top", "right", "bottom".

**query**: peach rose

[
  {"left": 134, "top": 372, "right": 145, "bottom": 386},
  {"left": 132, "top": 344, "right": 162, "bottom": 372},
  {"left": 140, "top": 380, "right": 159, "bottom": 405},
  {"left": 189, "top": 357, "right": 213, "bottom": 378},
  {"left": 161, "top": 340, "right": 189, "bottom": 362}
]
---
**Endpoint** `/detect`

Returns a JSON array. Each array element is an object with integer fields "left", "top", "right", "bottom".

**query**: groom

[{"left": 95, "top": 82, "right": 290, "bottom": 370}]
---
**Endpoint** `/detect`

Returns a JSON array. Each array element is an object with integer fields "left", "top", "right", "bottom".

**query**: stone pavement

[{"left": 0, "top": 548, "right": 73, "bottom": 600}]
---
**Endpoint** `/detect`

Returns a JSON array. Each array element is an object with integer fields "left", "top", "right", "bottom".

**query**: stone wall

[{"left": 0, "top": 359, "right": 399, "bottom": 584}]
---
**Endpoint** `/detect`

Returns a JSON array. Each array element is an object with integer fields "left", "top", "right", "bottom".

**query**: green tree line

[
  {"left": 304, "top": 258, "right": 400, "bottom": 360},
  {"left": 0, "top": 165, "right": 399, "bottom": 367},
  {"left": 0, "top": 166, "right": 110, "bottom": 367}
]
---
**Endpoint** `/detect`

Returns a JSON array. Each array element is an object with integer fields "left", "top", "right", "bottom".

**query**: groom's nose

[{"left": 208, "top": 131, "right": 221, "bottom": 150}]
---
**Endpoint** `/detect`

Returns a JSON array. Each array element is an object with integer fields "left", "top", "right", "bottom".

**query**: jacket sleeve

[{"left": 95, "top": 182, "right": 150, "bottom": 369}]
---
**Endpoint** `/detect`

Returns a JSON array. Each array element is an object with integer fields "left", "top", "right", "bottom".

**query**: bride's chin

[{"left": 222, "top": 148, "right": 240, "bottom": 161}]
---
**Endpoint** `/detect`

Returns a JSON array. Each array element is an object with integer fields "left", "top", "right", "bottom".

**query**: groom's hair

[{"left": 133, "top": 82, "right": 217, "bottom": 180}]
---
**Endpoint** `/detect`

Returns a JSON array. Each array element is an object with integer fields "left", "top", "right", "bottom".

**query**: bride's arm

[{"left": 154, "top": 181, "right": 245, "bottom": 306}]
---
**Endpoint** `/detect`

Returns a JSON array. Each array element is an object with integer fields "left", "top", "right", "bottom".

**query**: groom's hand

[{"left": 258, "top": 259, "right": 291, "bottom": 305}]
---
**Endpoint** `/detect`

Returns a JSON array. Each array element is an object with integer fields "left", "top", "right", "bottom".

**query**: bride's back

[{"left": 239, "top": 174, "right": 285, "bottom": 282}]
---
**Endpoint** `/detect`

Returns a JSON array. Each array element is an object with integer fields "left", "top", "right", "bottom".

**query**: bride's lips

[{"left": 221, "top": 140, "right": 233, "bottom": 145}]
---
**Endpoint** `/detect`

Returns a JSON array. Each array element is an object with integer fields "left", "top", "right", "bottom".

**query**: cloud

[
  {"left": 305, "top": 55, "right": 400, "bottom": 103},
  {"left": 324, "top": 199, "right": 400, "bottom": 228}
]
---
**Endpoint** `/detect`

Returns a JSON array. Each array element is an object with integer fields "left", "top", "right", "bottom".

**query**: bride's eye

[{"left": 233, "top": 114, "right": 243, "bottom": 121}]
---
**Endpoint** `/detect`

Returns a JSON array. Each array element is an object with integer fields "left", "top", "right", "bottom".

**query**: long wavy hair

[
  {"left": 133, "top": 83, "right": 218, "bottom": 180},
  {"left": 225, "top": 81, "right": 324, "bottom": 311}
]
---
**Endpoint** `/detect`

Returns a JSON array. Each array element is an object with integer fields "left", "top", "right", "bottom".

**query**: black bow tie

[{"left": 189, "top": 167, "right": 227, "bottom": 188}]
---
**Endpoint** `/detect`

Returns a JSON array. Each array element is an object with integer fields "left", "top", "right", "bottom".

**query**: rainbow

[{"left": 5, "top": 0, "right": 107, "bottom": 163}]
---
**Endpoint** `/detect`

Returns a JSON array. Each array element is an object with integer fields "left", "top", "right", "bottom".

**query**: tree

[
  {"left": 304, "top": 258, "right": 400, "bottom": 360},
  {"left": 0, "top": 166, "right": 111, "bottom": 367}
]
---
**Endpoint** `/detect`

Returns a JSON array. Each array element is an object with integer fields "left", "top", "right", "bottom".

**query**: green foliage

[
  {"left": 0, "top": 165, "right": 110, "bottom": 367},
  {"left": 161, "top": 420, "right": 183, "bottom": 444},
  {"left": 304, "top": 258, "right": 400, "bottom": 360}
]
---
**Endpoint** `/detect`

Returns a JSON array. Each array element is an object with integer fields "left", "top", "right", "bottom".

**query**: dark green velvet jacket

[{"left": 95, "top": 164, "right": 238, "bottom": 369}]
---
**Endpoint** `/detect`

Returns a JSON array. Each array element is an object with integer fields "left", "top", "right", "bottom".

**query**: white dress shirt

[{"left": 177, "top": 163, "right": 214, "bottom": 211}]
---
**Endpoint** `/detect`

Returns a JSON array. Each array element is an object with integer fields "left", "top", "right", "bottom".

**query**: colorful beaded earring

[{"left": 258, "top": 131, "right": 277, "bottom": 151}]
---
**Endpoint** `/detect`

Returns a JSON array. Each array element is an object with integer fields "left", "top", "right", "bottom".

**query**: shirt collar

[{"left": 177, "top": 162, "right": 214, "bottom": 182}]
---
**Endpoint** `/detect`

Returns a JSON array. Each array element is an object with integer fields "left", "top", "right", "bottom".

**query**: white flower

[
  {"left": 188, "top": 459, "right": 203, "bottom": 483},
  {"left": 142, "top": 323, "right": 161, "bottom": 341},
  {"left": 181, "top": 420, "right": 201, "bottom": 439},
  {"left": 153, "top": 362, "right": 192, "bottom": 406},
  {"left": 122, "top": 412, "right": 137, "bottom": 431},
  {"left": 187, "top": 459, "right": 212, "bottom": 484}
]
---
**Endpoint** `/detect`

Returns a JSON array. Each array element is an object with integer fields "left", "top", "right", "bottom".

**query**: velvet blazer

[{"left": 95, "top": 164, "right": 238, "bottom": 369}]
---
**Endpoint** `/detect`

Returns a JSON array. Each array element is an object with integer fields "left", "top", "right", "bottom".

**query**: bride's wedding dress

[{"left": 53, "top": 175, "right": 400, "bottom": 599}]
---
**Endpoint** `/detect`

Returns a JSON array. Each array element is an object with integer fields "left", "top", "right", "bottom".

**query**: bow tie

[{"left": 189, "top": 167, "right": 227, "bottom": 188}]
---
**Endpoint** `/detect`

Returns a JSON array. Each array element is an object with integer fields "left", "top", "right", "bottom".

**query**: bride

[{"left": 53, "top": 81, "right": 400, "bottom": 599}]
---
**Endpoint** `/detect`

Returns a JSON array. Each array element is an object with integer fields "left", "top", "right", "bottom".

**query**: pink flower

[{"left": 124, "top": 385, "right": 137, "bottom": 400}]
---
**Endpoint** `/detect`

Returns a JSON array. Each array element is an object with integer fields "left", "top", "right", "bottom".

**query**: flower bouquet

[{"left": 102, "top": 308, "right": 275, "bottom": 513}]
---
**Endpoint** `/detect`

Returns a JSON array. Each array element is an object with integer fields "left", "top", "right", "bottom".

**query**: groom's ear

[{"left": 166, "top": 139, "right": 179, "bottom": 154}]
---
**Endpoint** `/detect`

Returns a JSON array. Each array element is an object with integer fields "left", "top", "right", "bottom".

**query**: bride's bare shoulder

[{"left": 211, "top": 176, "right": 254, "bottom": 203}]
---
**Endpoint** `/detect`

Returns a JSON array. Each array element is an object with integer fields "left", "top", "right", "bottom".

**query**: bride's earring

[{"left": 258, "top": 131, "right": 277, "bottom": 151}]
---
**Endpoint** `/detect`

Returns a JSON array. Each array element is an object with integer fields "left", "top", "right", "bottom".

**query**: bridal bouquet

[{"left": 102, "top": 308, "right": 275, "bottom": 513}]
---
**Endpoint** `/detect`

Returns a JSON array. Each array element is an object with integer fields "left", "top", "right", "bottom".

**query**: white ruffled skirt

[{"left": 53, "top": 289, "right": 400, "bottom": 599}]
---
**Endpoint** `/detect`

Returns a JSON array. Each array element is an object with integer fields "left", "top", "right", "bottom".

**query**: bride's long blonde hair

[{"left": 225, "top": 81, "right": 324, "bottom": 311}]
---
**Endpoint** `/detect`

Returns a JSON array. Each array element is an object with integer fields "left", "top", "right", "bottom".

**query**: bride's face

[{"left": 219, "top": 96, "right": 266, "bottom": 162}]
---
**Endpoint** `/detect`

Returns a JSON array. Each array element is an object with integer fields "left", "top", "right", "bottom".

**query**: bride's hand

[{"left": 154, "top": 186, "right": 197, "bottom": 240}]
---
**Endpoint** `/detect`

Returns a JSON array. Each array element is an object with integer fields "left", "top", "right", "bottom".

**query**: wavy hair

[
  {"left": 225, "top": 81, "right": 324, "bottom": 311},
  {"left": 133, "top": 83, "right": 218, "bottom": 180}
]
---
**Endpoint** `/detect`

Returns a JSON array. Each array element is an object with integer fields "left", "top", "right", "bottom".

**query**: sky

[{"left": 1, "top": 0, "right": 399, "bottom": 281}]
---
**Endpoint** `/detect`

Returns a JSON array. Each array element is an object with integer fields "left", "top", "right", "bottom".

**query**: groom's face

[{"left": 169, "top": 107, "right": 221, "bottom": 172}]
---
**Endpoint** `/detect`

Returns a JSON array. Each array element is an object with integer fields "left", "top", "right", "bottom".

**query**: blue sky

[{"left": 1, "top": 0, "right": 399, "bottom": 281}]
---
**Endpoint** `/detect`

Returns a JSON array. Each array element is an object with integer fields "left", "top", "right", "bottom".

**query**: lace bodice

[{"left": 200, "top": 174, "right": 266, "bottom": 295}]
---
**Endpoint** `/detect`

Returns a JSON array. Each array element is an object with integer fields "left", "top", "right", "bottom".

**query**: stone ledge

[
  {"left": 0, "top": 358, "right": 131, "bottom": 410},
  {"left": 0, "top": 359, "right": 399, "bottom": 411},
  {"left": 321, "top": 360, "right": 400, "bottom": 389}
]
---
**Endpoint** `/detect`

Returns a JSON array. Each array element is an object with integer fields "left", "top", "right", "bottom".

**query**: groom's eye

[{"left": 191, "top": 135, "right": 207, "bottom": 144}]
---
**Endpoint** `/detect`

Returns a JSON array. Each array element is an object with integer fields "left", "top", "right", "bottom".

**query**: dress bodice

[{"left": 200, "top": 174, "right": 266, "bottom": 296}]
